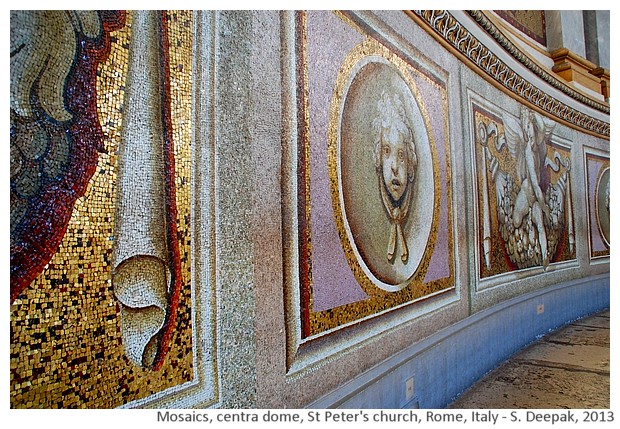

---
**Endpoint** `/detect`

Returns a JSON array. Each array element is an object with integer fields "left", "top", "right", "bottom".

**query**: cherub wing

[
  {"left": 531, "top": 111, "right": 556, "bottom": 173},
  {"left": 501, "top": 113, "right": 527, "bottom": 179},
  {"left": 501, "top": 113, "right": 525, "bottom": 157},
  {"left": 10, "top": 11, "right": 124, "bottom": 302},
  {"left": 535, "top": 112, "right": 556, "bottom": 141},
  {"left": 10, "top": 11, "right": 102, "bottom": 122}
]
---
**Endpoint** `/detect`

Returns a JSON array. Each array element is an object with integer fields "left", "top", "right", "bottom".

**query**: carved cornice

[
  {"left": 591, "top": 67, "right": 610, "bottom": 99},
  {"left": 468, "top": 11, "right": 609, "bottom": 114},
  {"left": 409, "top": 10, "right": 609, "bottom": 138}
]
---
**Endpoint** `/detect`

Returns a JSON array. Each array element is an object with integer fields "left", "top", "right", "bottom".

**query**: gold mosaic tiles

[
  {"left": 495, "top": 10, "right": 547, "bottom": 46},
  {"left": 10, "top": 10, "right": 194, "bottom": 408}
]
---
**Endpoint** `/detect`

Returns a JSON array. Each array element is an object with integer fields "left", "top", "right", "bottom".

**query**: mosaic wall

[
  {"left": 297, "top": 11, "right": 454, "bottom": 338},
  {"left": 585, "top": 149, "right": 611, "bottom": 259},
  {"left": 9, "top": 9, "right": 609, "bottom": 410},
  {"left": 472, "top": 103, "right": 575, "bottom": 279},
  {"left": 10, "top": 10, "right": 194, "bottom": 408},
  {"left": 494, "top": 10, "right": 547, "bottom": 46}
]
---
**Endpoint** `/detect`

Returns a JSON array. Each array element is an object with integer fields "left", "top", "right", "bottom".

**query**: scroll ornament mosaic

[
  {"left": 476, "top": 106, "right": 574, "bottom": 275},
  {"left": 111, "top": 10, "right": 183, "bottom": 370},
  {"left": 10, "top": 10, "right": 184, "bottom": 372}
]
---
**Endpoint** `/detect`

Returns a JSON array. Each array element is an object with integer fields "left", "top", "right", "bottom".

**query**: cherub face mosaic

[
  {"left": 332, "top": 41, "right": 436, "bottom": 290},
  {"left": 298, "top": 11, "right": 454, "bottom": 338},
  {"left": 374, "top": 93, "right": 419, "bottom": 265},
  {"left": 10, "top": 10, "right": 194, "bottom": 408},
  {"left": 376, "top": 103, "right": 416, "bottom": 207},
  {"left": 474, "top": 104, "right": 575, "bottom": 278}
]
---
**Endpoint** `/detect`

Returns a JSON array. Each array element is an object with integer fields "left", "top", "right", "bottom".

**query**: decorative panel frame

[
  {"left": 283, "top": 10, "right": 461, "bottom": 376},
  {"left": 583, "top": 146, "right": 611, "bottom": 263},
  {"left": 10, "top": 10, "right": 219, "bottom": 409},
  {"left": 467, "top": 90, "right": 578, "bottom": 293}
]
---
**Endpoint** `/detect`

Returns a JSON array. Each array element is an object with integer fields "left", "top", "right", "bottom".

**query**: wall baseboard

[{"left": 308, "top": 274, "right": 610, "bottom": 409}]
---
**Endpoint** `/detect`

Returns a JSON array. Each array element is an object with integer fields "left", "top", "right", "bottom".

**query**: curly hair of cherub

[{"left": 372, "top": 91, "right": 417, "bottom": 182}]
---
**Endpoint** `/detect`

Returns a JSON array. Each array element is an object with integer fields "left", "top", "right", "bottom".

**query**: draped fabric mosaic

[
  {"left": 472, "top": 103, "right": 576, "bottom": 279},
  {"left": 297, "top": 11, "right": 455, "bottom": 338},
  {"left": 10, "top": 10, "right": 194, "bottom": 408}
]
